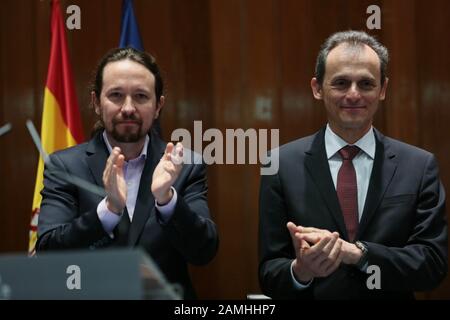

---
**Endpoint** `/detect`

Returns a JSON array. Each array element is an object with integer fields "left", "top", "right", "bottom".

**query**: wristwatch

[{"left": 354, "top": 241, "right": 369, "bottom": 269}]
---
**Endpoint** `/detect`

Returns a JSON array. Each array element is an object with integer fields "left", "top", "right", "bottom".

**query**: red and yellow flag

[{"left": 29, "top": 0, "right": 84, "bottom": 254}]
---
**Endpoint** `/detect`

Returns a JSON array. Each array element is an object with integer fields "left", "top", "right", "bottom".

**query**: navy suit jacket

[
  {"left": 259, "top": 127, "right": 448, "bottom": 299},
  {"left": 37, "top": 131, "right": 219, "bottom": 299}
]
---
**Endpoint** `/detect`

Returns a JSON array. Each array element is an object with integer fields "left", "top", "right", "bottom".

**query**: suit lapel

[
  {"left": 86, "top": 132, "right": 109, "bottom": 188},
  {"left": 304, "top": 128, "right": 349, "bottom": 238},
  {"left": 129, "top": 132, "right": 165, "bottom": 245},
  {"left": 357, "top": 129, "right": 397, "bottom": 239}
]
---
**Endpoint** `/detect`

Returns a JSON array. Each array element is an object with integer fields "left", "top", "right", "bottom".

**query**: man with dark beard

[{"left": 36, "top": 48, "right": 218, "bottom": 299}]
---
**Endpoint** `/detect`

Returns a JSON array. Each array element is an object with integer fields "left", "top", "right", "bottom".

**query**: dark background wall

[{"left": 1, "top": 0, "right": 449, "bottom": 299}]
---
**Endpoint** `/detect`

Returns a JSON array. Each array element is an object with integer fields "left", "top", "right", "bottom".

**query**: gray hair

[{"left": 314, "top": 30, "right": 389, "bottom": 85}]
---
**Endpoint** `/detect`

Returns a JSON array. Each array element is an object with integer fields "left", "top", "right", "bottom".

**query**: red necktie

[{"left": 337, "top": 145, "right": 360, "bottom": 242}]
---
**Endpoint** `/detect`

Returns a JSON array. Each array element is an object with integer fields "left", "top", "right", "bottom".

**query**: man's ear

[
  {"left": 91, "top": 91, "right": 101, "bottom": 115},
  {"left": 311, "top": 78, "right": 323, "bottom": 100},
  {"left": 155, "top": 96, "right": 165, "bottom": 119},
  {"left": 379, "top": 77, "right": 389, "bottom": 101}
]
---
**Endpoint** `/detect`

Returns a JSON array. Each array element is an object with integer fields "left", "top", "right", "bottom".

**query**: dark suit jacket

[
  {"left": 37, "top": 131, "right": 219, "bottom": 299},
  {"left": 259, "top": 127, "right": 448, "bottom": 299}
]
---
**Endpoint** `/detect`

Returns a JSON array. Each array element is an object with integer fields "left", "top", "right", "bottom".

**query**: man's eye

[
  {"left": 109, "top": 92, "right": 123, "bottom": 99},
  {"left": 360, "top": 81, "right": 375, "bottom": 89},
  {"left": 135, "top": 93, "right": 149, "bottom": 100},
  {"left": 333, "top": 80, "right": 347, "bottom": 87}
]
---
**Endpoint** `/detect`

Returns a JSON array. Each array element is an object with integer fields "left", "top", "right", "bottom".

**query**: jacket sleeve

[
  {"left": 258, "top": 168, "right": 313, "bottom": 299},
  {"left": 365, "top": 154, "right": 448, "bottom": 291},
  {"left": 158, "top": 159, "right": 219, "bottom": 266},
  {"left": 36, "top": 153, "right": 111, "bottom": 251}
]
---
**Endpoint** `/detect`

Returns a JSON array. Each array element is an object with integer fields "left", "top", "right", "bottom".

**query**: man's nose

[
  {"left": 121, "top": 96, "right": 136, "bottom": 114},
  {"left": 346, "top": 83, "right": 361, "bottom": 101}
]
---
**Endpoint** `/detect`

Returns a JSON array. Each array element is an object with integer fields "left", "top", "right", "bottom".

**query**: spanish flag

[{"left": 29, "top": 0, "right": 84, "bottom": 254}]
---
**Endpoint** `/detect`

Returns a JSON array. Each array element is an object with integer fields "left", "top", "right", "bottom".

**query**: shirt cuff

[
  {"left": 155, "top": 187, "right": 177, "bottom": 223},
  {"left": 290, "top": 260, "right": 313, "bottom": 289},
  {"left": 359, "top": 262, "right": 369, "bottom": 273},
  {"left": 97, "top": 198, "right": 121, "bottom": 238}
]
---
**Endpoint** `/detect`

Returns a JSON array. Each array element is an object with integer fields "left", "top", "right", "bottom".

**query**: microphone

[
  {"left": 25, "top": 120, "right": 106, "bottom": 198},
  {"left": 0, "top": 123, "right": 12, "bottom": 137}
]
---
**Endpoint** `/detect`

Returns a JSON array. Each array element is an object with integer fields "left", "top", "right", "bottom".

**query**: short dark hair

[
  {"left": 90, "top": 47, "right": 163, "bottom": 136},
  {"left": 314, "top": 30, "right": 389, "bottom": 85}
]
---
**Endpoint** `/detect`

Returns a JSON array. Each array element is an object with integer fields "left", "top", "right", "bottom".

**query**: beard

[{"left": 108, "top": 115, "right": 146, "bottom": 143}]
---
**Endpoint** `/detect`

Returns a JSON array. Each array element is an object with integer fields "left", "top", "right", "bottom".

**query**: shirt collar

[
  {"left": 102, "top": 130, "right": 149, "bottom": 160},
  {"left": 325, "top": 123, "right": 376, "bottom": 160}
]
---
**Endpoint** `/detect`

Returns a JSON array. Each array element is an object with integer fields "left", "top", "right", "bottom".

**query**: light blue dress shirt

[
  {"left": 291, "top": 124, "right": 376, "bottom": 288},
  {"left": 97, "top": 131, "right": 177, "bottom": 237}
]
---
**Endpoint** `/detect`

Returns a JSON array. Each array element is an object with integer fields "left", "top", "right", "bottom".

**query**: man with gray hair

[{"left": 259, "top": 30, "right": 447, "bottom": 299}]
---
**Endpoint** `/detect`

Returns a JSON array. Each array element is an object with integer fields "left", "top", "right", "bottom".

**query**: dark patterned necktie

[{"left": 337, "top": 145, "right": 360, "bottom": 242}]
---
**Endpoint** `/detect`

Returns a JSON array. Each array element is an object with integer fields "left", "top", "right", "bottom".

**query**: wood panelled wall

[{"left": 1, "top": 0, "right": 449, "bottom": 299}]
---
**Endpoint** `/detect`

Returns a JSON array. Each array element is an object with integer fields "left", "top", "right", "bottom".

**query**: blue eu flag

[{"left": 119, "top": 0, "right": 144, "bottom": 50}]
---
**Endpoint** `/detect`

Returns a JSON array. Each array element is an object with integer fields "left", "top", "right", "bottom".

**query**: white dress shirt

[{"left": 325, "top": 124, "right": 376, "bottom": 220}]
